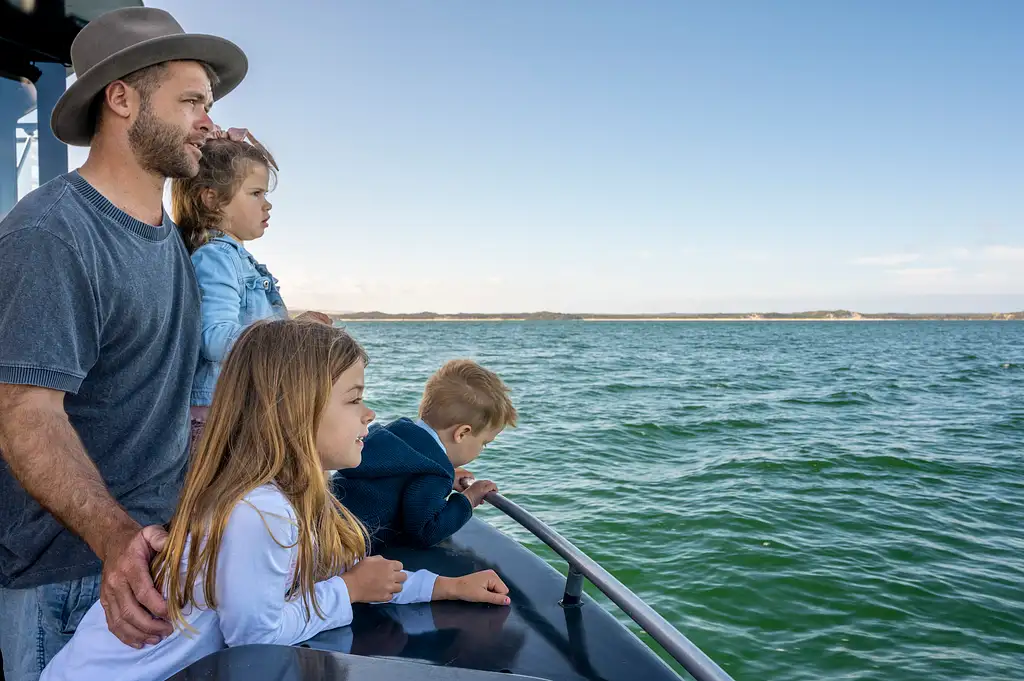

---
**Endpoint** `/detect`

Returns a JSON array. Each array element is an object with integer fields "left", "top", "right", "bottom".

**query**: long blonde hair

[{"left": 153, "top": 319, "right": 369, "bottom": 630}]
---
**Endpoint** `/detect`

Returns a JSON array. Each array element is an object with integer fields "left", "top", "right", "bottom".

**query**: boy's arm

[{"left": 400, "top": 475, "right": 474, "bottom": 547}]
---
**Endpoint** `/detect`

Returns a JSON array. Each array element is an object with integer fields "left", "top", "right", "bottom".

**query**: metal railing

[{"left": 483, "top": 490, "right": 736, "bottom": 681}]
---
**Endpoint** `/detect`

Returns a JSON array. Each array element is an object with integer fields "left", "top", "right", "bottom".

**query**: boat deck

[{"left": 168, "top": 517, "right": 684, "bottom": 681}]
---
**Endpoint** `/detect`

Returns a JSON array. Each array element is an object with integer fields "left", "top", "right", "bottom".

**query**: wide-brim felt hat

[{"left": 51, "top": 7, "right": 248, "bottom": 146}]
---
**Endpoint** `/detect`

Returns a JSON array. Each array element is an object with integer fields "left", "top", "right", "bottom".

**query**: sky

[{"left": 58, "top": 1, "right": 1024, "bottom": 313}]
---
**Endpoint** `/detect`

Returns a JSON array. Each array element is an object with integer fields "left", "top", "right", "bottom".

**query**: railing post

[{"left": 561, "top": 565, "right": 584, "bottom": 607}]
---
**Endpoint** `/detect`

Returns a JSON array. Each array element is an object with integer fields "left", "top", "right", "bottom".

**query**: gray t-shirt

[{"left": 0, "top": 172, "right": 200, "bottom": 588}]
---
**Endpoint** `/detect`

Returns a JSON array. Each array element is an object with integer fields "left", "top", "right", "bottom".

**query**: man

[{"left": 0, "top": 8, "right": 247, "bottom": 680}]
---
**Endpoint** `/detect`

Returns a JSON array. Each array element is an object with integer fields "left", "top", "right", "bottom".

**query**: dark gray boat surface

[
  {"left": 168, "top": 517, "right": 686, "bottom": 681},
  {"left": 168, "top": 645, "right": 549, "bottom": 681},
  {"left": 305, "top": 517, "right": 684, "bottom": 681}
]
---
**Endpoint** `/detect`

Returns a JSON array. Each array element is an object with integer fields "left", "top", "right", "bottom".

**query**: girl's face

[
  {"left": 219, "top": 163, "right": 272, "bottom": 242},
  {"left": 316, "top": 361, "right": 375, "bottom": 470}
]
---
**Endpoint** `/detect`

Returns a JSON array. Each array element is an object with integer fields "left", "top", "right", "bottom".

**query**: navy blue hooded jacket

[{"left": 331, "top": 418, "right": 473, "bottom": 550}]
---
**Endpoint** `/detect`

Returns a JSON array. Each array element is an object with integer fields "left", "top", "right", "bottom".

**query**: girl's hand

[
  {"left": 433, "top": 570, "right": 510, "bottom": 606},
  {"left": 462, "top": 479, "right": 498, "bottom": 508},
  {"left": 341, "top": 556, "right": 407, "bottom": 603}
]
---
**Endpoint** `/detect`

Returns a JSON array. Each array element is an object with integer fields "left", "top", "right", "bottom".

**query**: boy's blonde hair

[
  {"left": 419, "top": 360, "right": 517, "bottom": 433},
  {"left": 152, "top": 319, "right": 368, "bottom": 632}
]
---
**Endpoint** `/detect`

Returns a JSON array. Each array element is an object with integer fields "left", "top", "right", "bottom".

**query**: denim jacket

[{"left": 190, "top": 235, "right": 288, "bottom": 406}]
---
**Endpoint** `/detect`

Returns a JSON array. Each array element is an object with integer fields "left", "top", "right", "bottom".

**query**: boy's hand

[
  {"left": 453, "top": 468, "right": 474, "bottom": 492},
  {"left": 433, "top": 570, "right": 510, "bottom": 606},
  {"left": 341, "top": 555, "right": 407, "bottom": 603},
  {"left": 462, "top": 479, "right": 498, "bottom": 507}
]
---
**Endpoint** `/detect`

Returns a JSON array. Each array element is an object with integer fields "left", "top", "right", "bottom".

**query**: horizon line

[{"left": 292, "top": 309, "right": 1024, "bottom": 319}]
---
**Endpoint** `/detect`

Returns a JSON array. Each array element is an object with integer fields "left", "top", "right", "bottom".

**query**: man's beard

[{"left": 127, "top": 100, "right": 199, "bottom": 179}]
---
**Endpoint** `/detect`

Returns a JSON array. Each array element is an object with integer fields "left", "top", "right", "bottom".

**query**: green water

[{"left": 346, "top": 321, "right": 1023, "bottom": 681}]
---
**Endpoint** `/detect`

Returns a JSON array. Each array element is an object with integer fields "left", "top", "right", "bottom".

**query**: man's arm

[{"left": 0, "top": 384, "right": 172, "bottom": 646}]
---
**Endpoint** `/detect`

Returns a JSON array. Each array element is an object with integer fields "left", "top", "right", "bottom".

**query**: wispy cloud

[
  {"left": 979, "top": 245, "right": 1024, "bottom": 262},
  {"left": 888, "top": 267, "right": 955, "bottom": 277},
  {"left": 853, "top": 253, "right": 921, "bottom": 266},
  {"left": 949, "top": 245, "right": 1024, "bottom": 262}
]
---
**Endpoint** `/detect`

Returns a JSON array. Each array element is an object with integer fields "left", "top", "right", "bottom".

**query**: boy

[{"left": 333, "top": 359, "right": 517, "bottom": 551}]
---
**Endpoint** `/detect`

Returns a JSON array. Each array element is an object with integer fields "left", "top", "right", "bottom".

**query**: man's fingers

[
  {"left": 395, "top": 571, "right": 408, "bottom": 583},
  {"left": 106, "top": 585, "right": 158, "bottom": 646},
  {"left": 117, "top": 586, "right": 172, "bottom": 638},
  {"left": 128, "top": 565, "right": 170, "bottom": 621},
  {"left": 106, "top": 611, "right": 151, "bottom": 649},
  {"left": 142, "top": 524, "right": 168, "bottom": 553}
]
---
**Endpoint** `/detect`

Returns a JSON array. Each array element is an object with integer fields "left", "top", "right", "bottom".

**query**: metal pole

[
  {"left": 17, "top": 133, "right": 35, "bottom": 176},
  {"left": 561, "top": 565, "right": 584, "bottom": 607},
  {"left": 483, "top": 491, "right": 736, "bottom": 681},
  {"left": 34, "top": 61, "right": 68, "bottom": 184},
  {"left": 0, "top": 75, "right": 36, "bottom": 217},
  {"left": 0, "top": 89, "right": 20, "bottom": 216}
]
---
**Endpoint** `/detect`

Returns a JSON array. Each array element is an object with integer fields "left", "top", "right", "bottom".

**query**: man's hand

[
  {"left": 209, "top": 125, "right": 249, "bottom": 142},
  {"left": 0, "top": 384, "right": 173, "bottom": 648},
  {"left": 295, "top": 310, "right": 333, "bottom": 325},
  {"left": 433, "top": 570, "right": 510, "bottom": 606},
  {"left": 462, "top": 479, "right": 498, "bottom": 508},
  {"left": 453, "top": 468, "right": 474, "bottom": 492},
  {"left": 99, "top": 524, "right": 172, "bottom": 648}
]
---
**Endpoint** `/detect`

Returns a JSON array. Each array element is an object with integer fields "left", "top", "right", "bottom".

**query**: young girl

[
  {"left": 42, "top": 320, "right": 510, "bottom": 681},
  {"left": 171, "top": 134, "right": 331, "bottom": 446}
]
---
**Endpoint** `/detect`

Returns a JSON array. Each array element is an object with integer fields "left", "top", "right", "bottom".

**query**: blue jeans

[{"left": 0, "top": 574, "right": 102, "bottom": 681}]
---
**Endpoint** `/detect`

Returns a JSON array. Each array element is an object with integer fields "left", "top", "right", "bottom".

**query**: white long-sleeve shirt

[{"left": 42, "top": 485, "right": 438, "bottom": 681}]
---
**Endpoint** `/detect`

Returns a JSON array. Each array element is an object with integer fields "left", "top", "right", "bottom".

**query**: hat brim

[{"left": 51, "top": 32, "right": 248, "bottom": 147}]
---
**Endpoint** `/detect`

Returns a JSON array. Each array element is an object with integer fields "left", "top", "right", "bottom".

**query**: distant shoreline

[{"left": 292, "top": 310, "right": 1024, "bottom": 322}]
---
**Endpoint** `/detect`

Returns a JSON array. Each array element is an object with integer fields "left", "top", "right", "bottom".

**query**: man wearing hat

[{"left": 0, "top": 7, "right": 247, "bottom": 679}]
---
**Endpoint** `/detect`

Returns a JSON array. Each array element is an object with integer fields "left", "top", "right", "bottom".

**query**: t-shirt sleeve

[{"left": 0, "top": 229, "right": 99, "bottom": 394}]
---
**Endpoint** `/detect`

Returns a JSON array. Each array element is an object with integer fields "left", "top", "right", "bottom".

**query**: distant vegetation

[{"left": 290, "top": 309, "right": 1024, "bottom": 321}]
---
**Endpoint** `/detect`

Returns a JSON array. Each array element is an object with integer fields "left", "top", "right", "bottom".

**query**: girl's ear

[{"left": 201, "top": 188, "right": 219, "bottom": 211}]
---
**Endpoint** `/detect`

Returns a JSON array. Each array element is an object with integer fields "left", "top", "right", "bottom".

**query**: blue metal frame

[{"left": 1, "top": 63, "right": 68, "bottom": 217}]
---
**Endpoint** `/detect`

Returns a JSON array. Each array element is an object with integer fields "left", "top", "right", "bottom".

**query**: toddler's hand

[
  {"left": 433, "top": 570, "right": 510, "bottom": 606},
  {"left": 453, "top": 468, "right": 474, "bottom": 492},
  {"left": 462, "top": 479, "right": 498, "bottom": 508},
  {"left": 341, "top": 555, "right": 406, "bottom": 603}
]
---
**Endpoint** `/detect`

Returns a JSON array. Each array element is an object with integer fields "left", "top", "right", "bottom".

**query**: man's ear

[
  {"left": 102, "top": 80, "right": 136, "bottom": 122},
  {"left": 453, "top": 425, "right": 473, "bottom": 443}
]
